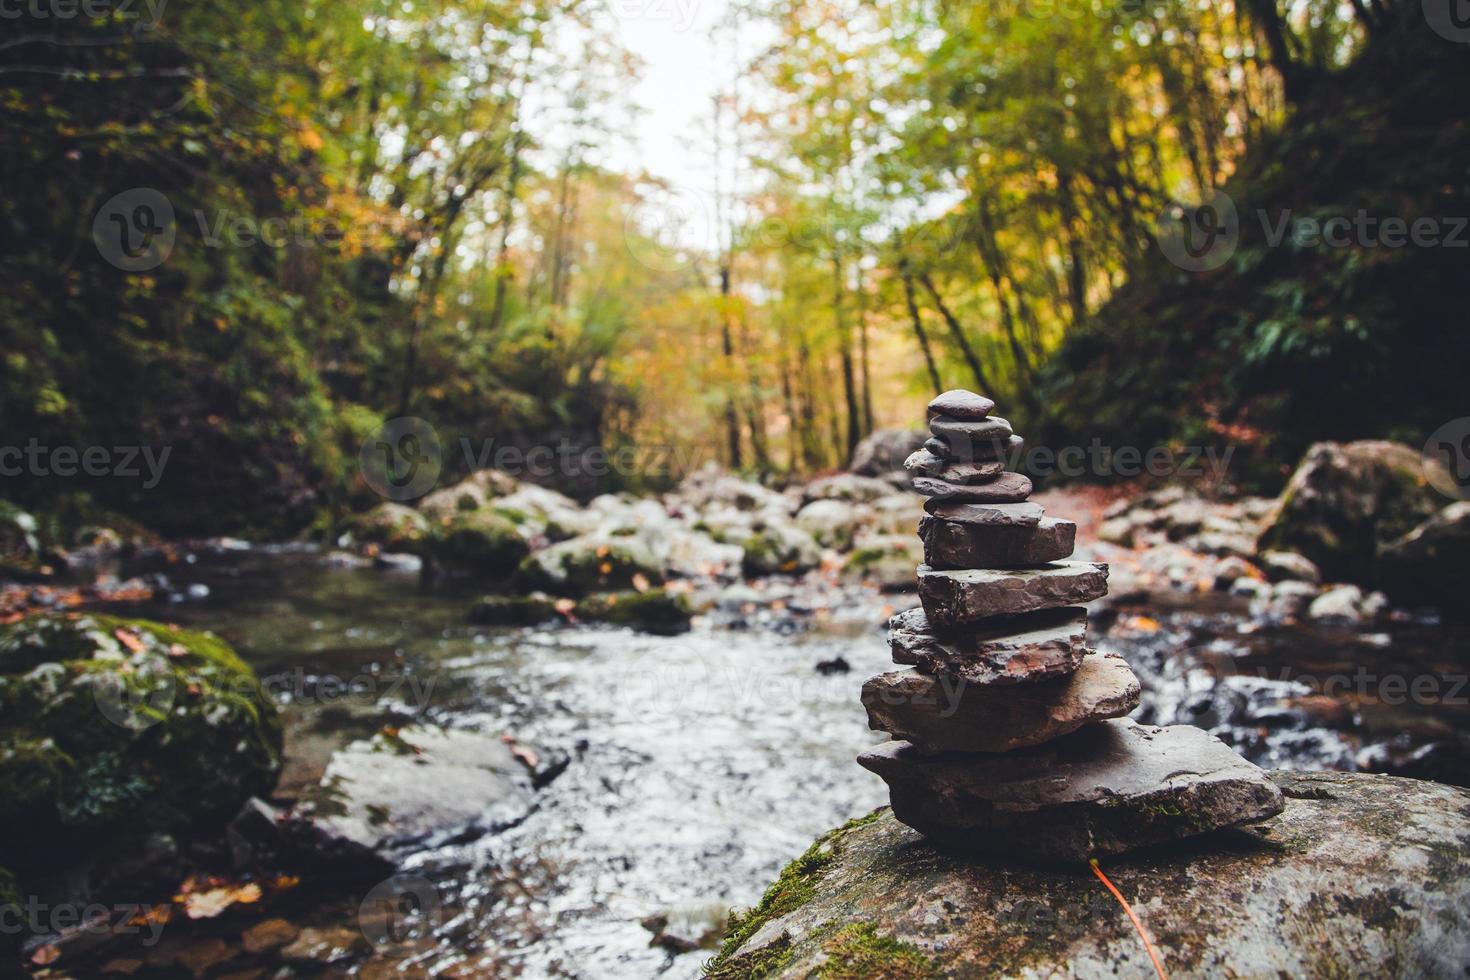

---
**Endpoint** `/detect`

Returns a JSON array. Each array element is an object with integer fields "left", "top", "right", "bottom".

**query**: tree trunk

[
  {"left": 833, "top": 253, "right": 861, "bottom": 457},
  {"left": 917, "top": 271, "right": 993, "bottom": 396},
  {"left": 898, "top": 258, "right": 944, "bottom": 394}
]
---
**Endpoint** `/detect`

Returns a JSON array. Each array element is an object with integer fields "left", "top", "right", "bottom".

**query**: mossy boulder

[
  {"left": 709, "top": 772, "right": 1470, "bottom": 978},
  {"left": 841, "top": 535, "right": 922, "bottom": 591},
  {"left": 0, "top": 614, "right": 282, "bottom": 865},
  {"left": 1257, "top": 440, "right": 1449, "bottom": 584},
  {"left": 428, "top": 510, "right": 532, "bottom": 578},
  {"left": 340, "top": 502, "right": 431, "bottom": 554},
  {"left": 575, "top": 589, "right": 692, "bottom": 635},
  {"left": 513, "top": 533, "right": 664, "bottom": 596},
  {"left": 739, "top": 523, "right": 821, "bottom": 577}
]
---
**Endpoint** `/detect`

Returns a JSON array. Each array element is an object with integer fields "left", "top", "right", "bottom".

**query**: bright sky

[{"left": 606, "top": 0, "right": 736, "bottom": 192}]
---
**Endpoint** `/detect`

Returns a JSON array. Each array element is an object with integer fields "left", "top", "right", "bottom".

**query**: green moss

[
  {"left": 430, "top": 511, "right": 531, "bottom": 577},
  {"left": 703, "top": 934, "right": 794, "bottom": 980},
  {"left": 816, "top": 923, "right": 934, "bottom": 979},
  {"left": 513, "top": 536, "right": 663, "bottom": 596},
  {"left": 0, "top": 614, "right": 282, "bottom": 862},
  {"left": 706, "top": 810, "right": 885, "bottom": 974},
  {"left": 575, "top": 590, "right": 692, "bottom": 635}
]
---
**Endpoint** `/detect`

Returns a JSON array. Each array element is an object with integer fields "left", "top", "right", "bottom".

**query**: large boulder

[
  {"left": 339, "top": 502, "right": 431, "bottom": 554},
  {"left": 848, "top": 428, "right": 926, "bottom": 478},
  {"left": 1378, "top": 502, "right": 1470, "bottom": 614},
  {"left": 513, "top": 532, "right": 664, "bottom": 595},
  {"left": 708, "top": 771, "right": 1470, "bottom": 978},
  {"left": 426, "top": 510, "right": 532, "bottom": 578},
  {"left": 739, "top": 521, "right": 822, "bottom": 577},
  {"left": 0, "top": 614, "right": 282, "bottom": 865},
  {"left": 1257, "top": 440, "right": 1448, "bottom": 584}
]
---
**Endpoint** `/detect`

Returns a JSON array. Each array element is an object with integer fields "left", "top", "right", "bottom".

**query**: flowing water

[{"left": 125, "top": 544, "right": 1470, "bottom": 977}]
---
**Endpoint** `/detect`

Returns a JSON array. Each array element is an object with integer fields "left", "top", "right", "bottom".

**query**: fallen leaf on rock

[
  {"left": 183, "top": 882, "right": 262, "bottom": 919},
  {"left": 31, "top": 945, "right": 59, "bottom": 965},
  {"left": 114, "top": 628, "right": 145, "bottom": 653},
  {"left": 631, "top": 572, "right": 650, "bottom": 593}
]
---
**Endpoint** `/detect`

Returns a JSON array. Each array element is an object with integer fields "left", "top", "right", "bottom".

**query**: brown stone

[
  {"left": 926, "top": 433, "right": 1023, "bottom": 463},
  {"left": 858, "top": 719, "right": 1287, "bottom": 862},
  {"left": 241, "top": 918, "right": 300, "bottom": 955},
  {"left": 918, "top": 514, "right": 1075, "bottom": 568},
  {"left": 922, "top": 501, "right": 1044, "bottom": 526},
  {"left": 888, "top": 606, "right": 1088, "bottom": 684},
  {"left": 929, "top": 415, "right": 1013, "bottom": 445},
  {"left": 862, "top": 653, "right": 1139, "bottom": 754},
  {"left": 927, "top": 389, "right": 995, "bottom": 419},
  {"left": 918, "top": 562, "right": 1109, "bottom": 627},
  {"left": 912, "top": 472, "right": 1033, "bottom": 503}
]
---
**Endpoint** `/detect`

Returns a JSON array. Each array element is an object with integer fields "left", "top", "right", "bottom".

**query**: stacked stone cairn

[{"left": 858, "top": 390, "right": 1285, "bottom": 862}]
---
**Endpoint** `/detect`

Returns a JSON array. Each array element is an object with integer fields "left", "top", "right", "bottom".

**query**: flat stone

[
  {"left": 926, "top": 433, "right": 1024, "bottom": 463},
  {"left": 863, "top": 653, "right": 1140, "bottom": 754},
  {"left": 919, "top": 514, "right": 1075, "bottom": 568},
  {"left": 858, "top": 719, "right": 1286, "bottom": 862},
  {"left": 927, "top": 389, "right": 995, "bottom": 419},
  {"left": 904, "top": 450, "right": 1004, "bottom": 483},
  {"left": 929, "top": 416, "right": 1013, "bottom": 446},
  {"left": 912, "top": 472, "right": 1033, "bottom": 503},
  {"left": 888, "top": 606, "right": 1088, "bottom": 684},
  {"left": 918, "top": 562, "right": 1109, "bottom": 627},
  {"left": 712, "top": 771, "right": 1470, "bottom": 976},
  {"left": 922, "top": 501, "right": 1043, "bottom": 526}
]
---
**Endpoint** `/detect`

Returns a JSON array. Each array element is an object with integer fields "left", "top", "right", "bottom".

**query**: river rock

[
  {"left": 889, "top": 606, "right": 1088, "bottom": 684},
  {"left": 707, "top": 771, "right": 1470, "bottom": 978},
  {"left": 928, "top": 389, "right": 996, "bottom": 419},
  {"left": 905, "top": 449, "right": 1005, "bottom": 482},
  {"left": 848, "top": 428, "right": 927, "bottom": 477},
  {"left": 926, "top": 432, "right": 1024, "bottom": 463},
  {"left": 306, "top": 727, "right": 535, "bottom": 858},
  {"left": 862, "top": 654, "right": 1140, "bottom": 754},
  {"left": 928, "top": 415, "right": 1013, "bottom": 445},
  {"left": 918, "top": 562, "right": 1108, "bottom": 626},
  {"left": 911, "top": 472, "right": 1033, "bottom": 503},
  {"left": 858, "top": 719, "right": 1284, "bottom": 861},
  {"left": 918, "top": 513, "right": 1075, "bottom": 568},
  {"left": 1379, "top": 501, "right": 1470, "bottom": 616},
  {"left": 1258, "top": 549, "right": 1322, "bottom": 584},
  {"left": 922, "top": 500, "right": 1043, "bottom": 526}
]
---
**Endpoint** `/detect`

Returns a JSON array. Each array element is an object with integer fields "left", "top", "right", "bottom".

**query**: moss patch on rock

[
  {"left": 428, "top": 510, "right": 532, "bottom": 578},
  {"left": 0, "top": 613, "right": 282, "bottom": 865},
  {"left": 513, "top": 534, "right": 664, "bottom": 596}
]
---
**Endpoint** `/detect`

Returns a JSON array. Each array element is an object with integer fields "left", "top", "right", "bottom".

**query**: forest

[{"left": 4, "top": 0, "right": 1463, "bottom": 538}]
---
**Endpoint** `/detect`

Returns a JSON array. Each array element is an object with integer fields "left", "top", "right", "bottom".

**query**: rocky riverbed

[{"left": 3, "top": 444, "right": 1469, "bottom": 976}]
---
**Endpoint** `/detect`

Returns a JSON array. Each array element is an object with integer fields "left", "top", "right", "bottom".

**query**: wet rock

[
  {"left": 494, "top": 484, "right": 598, "bottom": 541},
  {"left": 794, "top": 499, "right": 875, "bottom": 550},
  {"left": 373, "top": 551, "right": 423, "bottom": 573},
  {"left": 862, "top": 654, "right": 1140, "bottom": 754},
  {"left": 918, "top": 514, "right": 1074, "bottom": 569},
  {"left": 573, "top": 589, "right": 693, "bottom": 635},
  {"left": 888, "top": 607, "right": 1088, "bottom": 685},
  {"left": 1307, "top": 584, "right": 1387, "bottom": 625},
  {"left": 927, "top": 389, "right": 996, "bottom": 419},
  {"left": 800, "top": 473, "right": 897, "bottom": 505},
  {"left": 840, "top": 535, "right": 922, "bottom": 591},
  {"left": 0, "top": 614, "right": 281, "bottom": 863},
  {"left": 514, "top": 532, "right": 664, "bottom": 595},
  {"left": 1212, "top": 556, "right": 1256, "bottom": 590},
  {"left": 640, "top": 904, "right": 726, "bottom": 954},
  {"left": 1185, "top": 532, "right": 1255, "bottom": 559},
  {"left": 923, "top": 500, "right": 1042, "bottom": 524},
  {"left": 710, "top": 771, "right": 1470, "bottom": 978},
  {"left": 911, "top": 472, "right": 1033, "bottom": 504},
  {"left": 917, "top": 562, "right": 1109, "bottom": 627},
  {"left": 280, "top": 926, "right": 370, "bottom": 965},
  {"left": 468, "top": 593, "right": 559, "bottom": 626},
  {"left": 428, "top": 510, "right": 532, "bottom": 578},
  {"left": 241, "top": 919, "right": 299, "bottom": 955},
  {"left": 341, "top": 503, "right": 431, "bottom": 554},
  {"left": 1379, "top": 502, "right": 1470, "bottom": 615},
  {"left": 849, "top": 428, "right": 928, "bottom": 478},
  {"left": 858, "top": 719, "right": 1284, "bottom": 861},
  {"left": 305, "top": 727, "right": 535, "bottom": 857},
  {"left": 1259, "top": 550, "right": 1322, "bottom": 584},
  {"left": 815, "top": 656, "right": 851, "bottom": 676},
  {"left": 1258, "top": 440, "right": 1448, "bottom": 583},
  {"left": 739, "top": 521, "right": 822, "bottom": 577}
]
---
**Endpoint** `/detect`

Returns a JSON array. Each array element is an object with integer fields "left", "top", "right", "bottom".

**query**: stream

[{"left": 125, "top": 543, "right": 1470, "bottom": 977}]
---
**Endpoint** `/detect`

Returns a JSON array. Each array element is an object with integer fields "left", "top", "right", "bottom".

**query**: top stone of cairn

[{"left": 928, "top": 389, "right": 995, "bottom": 420}]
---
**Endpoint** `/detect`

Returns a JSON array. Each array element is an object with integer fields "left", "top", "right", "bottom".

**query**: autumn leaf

[
  {"left": 114, "top": 628, "right": 146, "bottom": 653},
  {"left": 184, "top": 882, "right": 262, "bottom": 919},
  {"left": 630, "top": 572, "right": 651, "bottom": 593},
  {"left": 31, "top": 945, "right": 59, "bottom": 966}
]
